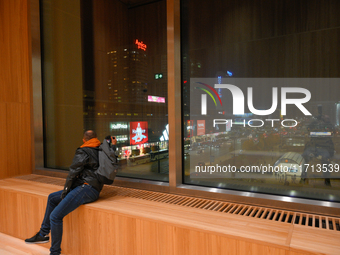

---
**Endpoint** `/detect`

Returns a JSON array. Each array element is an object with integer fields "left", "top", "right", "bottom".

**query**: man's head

[{"left": 83, "top": 130, "right": 97, "bottom": 142}]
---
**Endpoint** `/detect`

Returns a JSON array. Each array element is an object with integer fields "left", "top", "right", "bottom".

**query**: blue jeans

[{"left": 39, "top": 184, "right": 100, "bottom": 255}]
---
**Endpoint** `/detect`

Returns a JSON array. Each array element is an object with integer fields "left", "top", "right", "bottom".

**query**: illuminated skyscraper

[{"left": 108, "top": 40, "right": 148, "bottom": 107}]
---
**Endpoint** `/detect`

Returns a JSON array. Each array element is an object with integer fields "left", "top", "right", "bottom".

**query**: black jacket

[{"left": 63, "top": 147, "right": 104, "bottom": 194}]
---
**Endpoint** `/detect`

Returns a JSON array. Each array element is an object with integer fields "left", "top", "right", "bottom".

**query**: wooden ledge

[{"left": 0, "top": 176, "right": 339, "bottom": 255}]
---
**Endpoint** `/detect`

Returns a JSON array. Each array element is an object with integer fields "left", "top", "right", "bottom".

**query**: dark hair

[{"left": 83, "top": 130, "right": 97, "bottom": 141}]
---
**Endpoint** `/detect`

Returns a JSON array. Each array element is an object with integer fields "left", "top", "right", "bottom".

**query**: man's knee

[
  {"left": 50, "top": 211, "right": 63, "bottom": 224},
  {"left": 48, "top": 193, "right": 55, "bottom": 201},
  {"left": 48, "top": 191, "right": 62, "bottom": 203}
]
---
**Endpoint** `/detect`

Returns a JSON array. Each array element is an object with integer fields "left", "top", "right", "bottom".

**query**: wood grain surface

[
  {"left": 0, "top": 0, "right": 33, "bottom": 179},
  {"left": 0, "top": 178, "right": 339, "bottom": 255}
]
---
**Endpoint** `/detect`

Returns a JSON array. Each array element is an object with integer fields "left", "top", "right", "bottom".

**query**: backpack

[{"left": 95, "top": 138, "right": 119, "bottom": 185}]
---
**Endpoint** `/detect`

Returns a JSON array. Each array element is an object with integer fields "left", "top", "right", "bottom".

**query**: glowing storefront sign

[
  {"left": 115, "top": 135, "right": 128, "bottom": 142},
  {"left": 110, "top": 123, "right": 128, "bottom": 129},
  {"left": 130, "top": 121, "right": 148, "bottom": 145},
  {"left": 160, "top": 124, "right": 169, "bottom": 141},
  {"left": 135, "top": 39, "right": 147, "bottom": 51},
  {"left": 123, "top": 149, "right": 131, "bottom": 159},
  {"left": 187, "top": 120, "right": 194, "bottom": 137},
  {"left": 148, "top": 95, "right": 165, "bottom": 103},
  {"left": 197, "top": 120, "right": 205, "bottom": 136}
]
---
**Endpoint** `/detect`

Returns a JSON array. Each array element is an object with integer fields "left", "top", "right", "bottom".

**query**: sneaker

[{"left": 25, "top": 232, "right": 49, "bottom": 244}]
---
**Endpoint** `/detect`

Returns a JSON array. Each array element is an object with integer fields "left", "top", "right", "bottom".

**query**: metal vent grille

[{"left": 15, "top": 175, "right": 340, "bottom": 231}]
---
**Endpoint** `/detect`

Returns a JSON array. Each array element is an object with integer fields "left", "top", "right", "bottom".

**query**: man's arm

[
  {"left": 110, "top": 136, "right": 118, "bottom": 157},
  {"left": 110, "top": 136, "right": 117, "bottom": 146},
  {"left": 61, "top": 149, "right": 89, "bottom": 198}
]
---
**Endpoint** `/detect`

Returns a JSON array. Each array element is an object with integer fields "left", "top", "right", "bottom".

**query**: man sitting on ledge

[{"left": 25, "top": 130, "right": 116, "bottom": 255}]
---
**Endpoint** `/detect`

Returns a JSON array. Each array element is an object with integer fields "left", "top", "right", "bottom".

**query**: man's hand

[
  {"left": 111, "top": 136, "right": 117, "bottom": 145},
  {"left": 61, "top": 190, "right": 68, "bottom": 199}
]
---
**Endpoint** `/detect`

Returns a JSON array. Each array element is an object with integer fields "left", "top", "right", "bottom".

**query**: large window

[
  {"left": 41, "top": 0, "right": 168, "bottom": 182},
  {"left": 182, "top": 0, "right": 340, "bottom": 201}
]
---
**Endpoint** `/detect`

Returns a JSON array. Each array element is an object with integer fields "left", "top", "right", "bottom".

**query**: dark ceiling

[{"left": 118, "top": 0, "right": 162, "bottom": 9}]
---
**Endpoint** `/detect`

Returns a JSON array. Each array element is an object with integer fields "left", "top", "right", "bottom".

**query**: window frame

[{"left": 31, "top": 0, "right": 340, "bottom": 216}]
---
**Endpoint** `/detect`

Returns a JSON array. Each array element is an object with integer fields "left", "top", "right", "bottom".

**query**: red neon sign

[
  {"left": 197, "top": 120, "right": 205, "bottom": 136},
  {"left": 130, "top": 121, "right": 148, "bottom": 145},
  {"left": 148, "top": 95, "right": 165, "bottom": 103},
  {"left": 135, "top": 39, "right": 147, "bottom": 51}
]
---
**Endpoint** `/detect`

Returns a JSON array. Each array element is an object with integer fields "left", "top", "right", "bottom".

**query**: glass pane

[
  {"left": 42, "top": 0, "right": 168, "bottom": 182},
  {"left": 182, "top": 0, "right": 340, "bottom": 201}
]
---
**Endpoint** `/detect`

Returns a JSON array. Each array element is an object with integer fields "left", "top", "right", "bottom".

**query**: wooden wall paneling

[
  {"left": 0, "top": 0, "right": 33, "bottom": 179},
  {"left": 62, "top": 207, "right": 83, "bottom": 255},
  {"left": 171, "top": 227, "right": 190, "bottom": 255},
  {"left": 73, "top": 207, "right": 107, "bottom": 255},
  {"left": 7, "top": 0, "right": 26, "bottom": 78},
  {"left": 156, "top": 223, "right": 175, "bottom": 255},
  {"left": 0, "top": 103, "right": 7, "bottom": 179},
  {"left": 1, "top": 179, "right": 340, "bottom": 255},
  {"left": 136, "top": 219, "right": 159, "bottom": 255},
  {"left": 136, "top": 220, "right": 176, "bottom": 255},
  {"left": 189, "top": 230, "right": 215, "bottom": 255},
  {"left": 16, "top": 193, "right": 41, "bottom": 240},
  {"left": 4, "top": 189, "right": 18, "bottom": 238},
  {"left": 0, "top": 189, "right": 8, "bottom": 233},
  {"left": 90, "top": 209, "right": 116, "bottom": 255},
  {"left": 0, "top": 190, "right": 48, "bottom": 248},
  {"left": 6, "top": 103, "right": 32, "bottom": 177},
  {"left": 0, "top": 0, "right": 30, "bottom": 104},
  {"left": 115, "top": 214, "right": 138, "bottom": 255},
  {"left": 288, "top": 252, "right": 316, "bottom": 255}
]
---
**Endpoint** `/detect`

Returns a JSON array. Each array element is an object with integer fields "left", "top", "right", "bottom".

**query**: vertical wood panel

[
  {"left": 0, "top": 189, "right": 8, "bottom": 233},
  {"left": 0, "top": 103, "right": 8, "bottom": 178},
  {"left": 0, "top": 0, "right": 33, "bottom": 179},
  {"left": 168, "top": 0, "right": 182, "bottom": 189},
  {"left": 0, "top": 0, "right": 31, "bottom": 103},
  {"left": 5, "top": 104, "right": 32, "bottom": 177}
]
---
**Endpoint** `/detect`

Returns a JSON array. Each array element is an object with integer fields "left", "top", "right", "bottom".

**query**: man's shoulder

[
  {"left": 77, "top": 146, "right": 100, "bottom": 152},
  {"left": 78, "top": 146, "right": 100, "bottom": 159}
]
